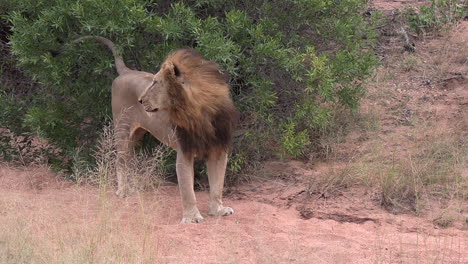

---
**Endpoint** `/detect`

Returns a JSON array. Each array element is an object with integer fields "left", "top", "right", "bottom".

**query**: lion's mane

[{"left": 162, "top": 49, "right": 238, "bottom": 157}]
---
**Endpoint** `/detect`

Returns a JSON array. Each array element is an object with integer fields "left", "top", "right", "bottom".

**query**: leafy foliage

[
  {"left": 405, "top": 0, "right": 467, "bottom": 34},
  {"left": 281, "top": 121, "right": 310, "bottom": 159},
  {"left": 3, "top": 0, "right": 381, "bottom": 179}
]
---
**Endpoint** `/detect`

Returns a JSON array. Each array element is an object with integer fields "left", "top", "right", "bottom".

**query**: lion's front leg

[
  {"left": 176, "top": 152, "right": 204, "bottom": 223},
  {"left": 207, "top": 151, "right": 234, "bottom": 217}
]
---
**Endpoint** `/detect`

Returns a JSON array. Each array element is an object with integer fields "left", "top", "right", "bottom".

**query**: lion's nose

[{"left": 138, "top": 98, "right": 143, "bottom": 104}]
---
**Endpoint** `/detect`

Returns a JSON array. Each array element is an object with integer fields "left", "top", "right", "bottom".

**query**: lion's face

[
  {"left": 138, "top": 61, "right": 186, "bottom": 113},
  {"left": 138, "top": 71, "right": 169, "bottom": 112}
]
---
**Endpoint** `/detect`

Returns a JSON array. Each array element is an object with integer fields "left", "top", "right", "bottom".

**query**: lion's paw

[
  {"left": 181, "top": 215, "right": 205, "bottom": 224},
  {"left": 209, "top": 206, "right": 234, "bottom": 216},
  {"left": 181, "top": 210, "right": 204, "bottom": 224}
]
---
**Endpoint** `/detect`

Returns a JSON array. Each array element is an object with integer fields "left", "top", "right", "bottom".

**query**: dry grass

[
  {"left": 316, "top": 108, "right": 381, "bottom": 160},
  {"left": 72, "top": 113, "right": 170, "bottom": 193},
  {"left": 342, "top": 20, "right": 468, "bottom": 219},
  {"left": 306, "top": 164, "right": 356, "bottom": 199},
  {"left": 425, "top": 34, "right": 468, "bottom": 81},
  {"left": 400, "top": 55, "right": 420, "bottom": 72},
  {"left": 315, "top": 120, "right": 465, "bottom": 215},
  {"left": 303, "top": 33, "right": 466, "bottom": 227},
  {"left": 353, "top": 118, "right": 467, "bottom": 217},
  {"left": 0, "top": 198, "right": 163, "bottom": 264},
  {"left": 0, "top": 114, "right": 172, "bottom": 263}
]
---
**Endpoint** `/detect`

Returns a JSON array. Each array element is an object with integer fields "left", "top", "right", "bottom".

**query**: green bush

[
  {"left": 3, "top": 0, "right": 381, "bottom": 179},
  {"left": 281, "top": 121, "right": 310, "bottom": 159},
  {"left": 0, "top": 92, "right": 23, "bottom": 161},
  {"left": 405, "top": 0, "right": 467, "bottom": 34}
]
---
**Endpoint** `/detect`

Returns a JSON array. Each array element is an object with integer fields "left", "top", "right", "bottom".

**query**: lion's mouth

[
  {"left": 141, "top": 102, "right": 159, "bottom": 113},
  {"left": 143, "top": 106, "right": 158, "bottom": 112}
]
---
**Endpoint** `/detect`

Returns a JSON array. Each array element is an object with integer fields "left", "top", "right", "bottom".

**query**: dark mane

[{"left": 163, "top": 49, "right": 238, "bottom": 157}]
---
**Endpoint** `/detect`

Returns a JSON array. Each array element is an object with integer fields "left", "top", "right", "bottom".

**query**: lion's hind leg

[
  {"left": 207, "top": 151, "right": 234, "bottom": 217},
  {"left": 115, "top": 123, "right": 146, "bottom": 198}
]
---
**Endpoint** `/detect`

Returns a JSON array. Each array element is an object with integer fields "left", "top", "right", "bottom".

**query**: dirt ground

[
  {"left": 1, "top": 1, "right": 467, "bottom": 263},
  {"left": 1, "top": 163, "right": 466, "bottom": 263}
]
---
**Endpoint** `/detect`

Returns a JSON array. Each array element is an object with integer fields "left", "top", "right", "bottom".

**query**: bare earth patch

[{"left": 0, "top": 164, "right": 466, "bottom": 263}]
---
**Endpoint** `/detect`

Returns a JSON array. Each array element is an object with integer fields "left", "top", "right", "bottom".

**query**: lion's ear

[
  {"left": 173, "top": 63, "right": 181, "bottom": 77},
  {"left": 163, "top": 61, "right": 181, "bottom": 78}
]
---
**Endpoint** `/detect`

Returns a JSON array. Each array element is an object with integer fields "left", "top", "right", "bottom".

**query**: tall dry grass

[
  {"left": 71, "top": 111, "right": 171, "bottom": 193},
  {"left": 0, "top": 113, "right": 172, "bottom": 263}
]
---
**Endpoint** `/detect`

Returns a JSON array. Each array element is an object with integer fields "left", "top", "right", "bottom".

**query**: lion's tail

[{"left": 51, "top": 36, "right": 130, "bottom": 75}]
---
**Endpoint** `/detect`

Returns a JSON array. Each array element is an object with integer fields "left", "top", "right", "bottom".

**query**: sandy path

[{"left": 1, "top": 166, "right": 466, "bottom": 263}]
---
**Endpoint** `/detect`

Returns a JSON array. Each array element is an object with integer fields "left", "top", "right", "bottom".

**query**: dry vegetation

[
  {"left": 72, "top": 114, "right": 171, "bottom": 193},
  {"left": 328, "top": 19, "right": 468, "bottom": 222},
  {"left": 0, "top": 186, "right": 163, "bottom": 264},
  {"left": 1, "top": 115, "right": 171, "bottom": 263}
]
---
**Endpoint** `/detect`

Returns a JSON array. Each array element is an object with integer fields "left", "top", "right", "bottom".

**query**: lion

[{"left": 65, "top": 36, "right": 238, "bottom": 223}]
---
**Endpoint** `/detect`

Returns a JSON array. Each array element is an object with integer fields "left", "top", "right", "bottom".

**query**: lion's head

[
  {"left": 137, "top": 74, "right": 165, "bottom": 113},
  {"left": 139, "top": 49, "right": 238, "bottom": 157}
]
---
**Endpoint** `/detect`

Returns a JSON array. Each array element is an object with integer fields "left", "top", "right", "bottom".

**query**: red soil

[{"left": 0, "top": 164, "right": 466, "bottom": 263}]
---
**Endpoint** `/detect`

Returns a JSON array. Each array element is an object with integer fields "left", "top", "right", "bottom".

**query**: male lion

[{"left": 66, "top": 36, "right": 238, "bottom": 223}]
